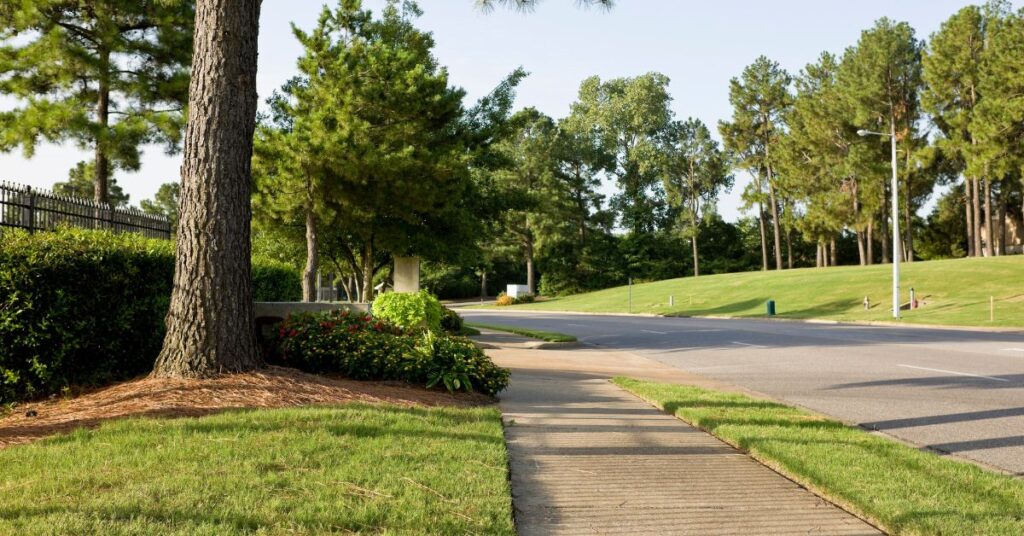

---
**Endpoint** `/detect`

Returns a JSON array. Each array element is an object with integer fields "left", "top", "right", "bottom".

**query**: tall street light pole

[{"left": 858, "top": 125, "right": 900, "bottom": 319}]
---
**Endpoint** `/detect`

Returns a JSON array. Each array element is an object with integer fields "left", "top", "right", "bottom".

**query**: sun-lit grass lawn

[
  {"left": 0, "top": 404, "right": 514, "bottom": 535},
  {"left": 499, "top": 256, "right": 1024, "bottom": 327},
  {"left": 467, "top": 322, "right": 577, "bottom": 342},
  {"left": 614, "top": 377, "right": 1024, "bottom": 536}
]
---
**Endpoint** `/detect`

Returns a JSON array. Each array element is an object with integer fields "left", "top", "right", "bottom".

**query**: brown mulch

[{"left": 0, "top": 366, "right": 493, "bottom": 450}]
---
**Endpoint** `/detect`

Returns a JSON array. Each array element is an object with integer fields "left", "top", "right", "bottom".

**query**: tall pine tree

[{"left": 0, "top": 1, "right": 193, "bottom": 204}]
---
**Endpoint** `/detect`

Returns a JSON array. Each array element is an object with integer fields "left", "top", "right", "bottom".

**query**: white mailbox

[{"left": 506, "top": 284, "right": 531, "bottom": 299}]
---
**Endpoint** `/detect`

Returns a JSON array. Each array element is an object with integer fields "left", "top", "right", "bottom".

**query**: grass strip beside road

[
  {"left": 466, "top": 322, "right": 577, "bottom": 343},
  {"left": 613, "top": 377, "right": 1024, "bottom": 536},
  {"left": 0, "top": 404, "right": 514, "bottom": 535},
  {"left": 501, "top": 256, "right": 1024, "bottom": 328}
]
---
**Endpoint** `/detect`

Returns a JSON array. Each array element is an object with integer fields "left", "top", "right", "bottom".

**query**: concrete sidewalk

[{"left": 483, "top": 337, "right": 882, "bottom": 535}]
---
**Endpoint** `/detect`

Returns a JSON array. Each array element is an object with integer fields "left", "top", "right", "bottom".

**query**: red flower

[
  {"left": 347, "top": 325, "right": 359, "bottom": 333},
  {"left": 289, "top": 329, "right": 298, "bottom": 338}
]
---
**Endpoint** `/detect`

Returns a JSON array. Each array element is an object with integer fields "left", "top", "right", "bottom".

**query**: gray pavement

[
  {"left": 491, "top": 340, "right": 882, "bottom": 535},
  {"left": 465, "top": 309, "right": 1024, "bottom": 475}
]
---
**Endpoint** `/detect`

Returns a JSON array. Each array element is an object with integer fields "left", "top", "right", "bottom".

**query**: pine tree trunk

[
  {"left": 997, "top": 199, "right": 1007, "bottom": 256},
  {"left": 302, "top": 204, "right": 318, "bottom": 302},
  {"left": 361, "top": 241, "right": 375, "bottom": 303},
  {"left": 785, "top": 228, "right": 793, "bottom": 270},
  {"left": 830, "top": 239, "right": 837, "bottom": 267},
  {"left": 856, "top": 231, "right": 866, "bottom": 266},
  {"left": 480, "top": 270, "right": 488, "bottom": 299},
  {"left": 816, "top": 242, "right": 823, "bottom": 268},
  {"left": 965, "top": 182, "right": 975, "bottom": 257},
  {"left": 153, "top": 0, "right": 262, "bottom": 378},
  {"left": 880, "top": 188, "right": 890, "bottom": 264},
  {"left": 757, "top": 201, "right": 768, "bottom": 271},
  {"left": 903, "top": 150, "right": 913, "bottom": 262},
  {"left": 983, "top": 177, "right": 994, "bottom": 257},
  {"left": 867, "top": 222, "right": 874, "bottom": 265},
  {"left": 972, "top": 177, "right": 983, "bottom": 256},
  {"left": 691, "top": 236, "right": 700, "bottom": 277},
  {"left": 94, "top": 49, "right": 111, "bottom": 205},
  {"left": 767, "top": 180, "right": 783, "bottom": 271}
]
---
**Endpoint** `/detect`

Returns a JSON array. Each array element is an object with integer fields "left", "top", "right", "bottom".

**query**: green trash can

[{"left": 766, "top": 300, "right": 776, "bottom": 316}]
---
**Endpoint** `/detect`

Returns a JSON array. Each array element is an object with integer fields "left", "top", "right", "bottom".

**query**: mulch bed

[{"left": 0, "top": 366, "right": 493, "bottom": 450}]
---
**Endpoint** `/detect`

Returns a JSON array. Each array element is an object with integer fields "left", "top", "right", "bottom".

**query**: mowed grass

[
  {"left": 614, "top": 377, "right": 1024, "bottom": 536},
  {"left": 0, "top": 404, "right": 514, "bottom": 535},
  {"left": 466, "top": 322, "right": 577, "bottom": 342},
  {"left": 504, "top": 256, "right": 1024, "bottom": 327}
]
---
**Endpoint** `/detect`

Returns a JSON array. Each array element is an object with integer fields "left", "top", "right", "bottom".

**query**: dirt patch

[{"left": 0, "top": 366, "right": 492, "bottom": 449}]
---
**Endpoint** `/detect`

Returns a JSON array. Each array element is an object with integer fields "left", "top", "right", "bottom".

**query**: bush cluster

[
  {"left": 0, "top": 228, "right": 303, "bottom": 403},
  {"left": 372, "top": 290, "right": 443, "bottom": 332},
  {"left": 495, "top": 292, "right": 535, "bottom": 306},
  {"left": 271, "top": 309, "right": 509, "bottom": 395}
]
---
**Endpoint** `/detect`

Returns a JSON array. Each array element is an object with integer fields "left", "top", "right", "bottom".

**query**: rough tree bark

[{"left": 153, "top": 0, "right": 263, "bottom": 378}]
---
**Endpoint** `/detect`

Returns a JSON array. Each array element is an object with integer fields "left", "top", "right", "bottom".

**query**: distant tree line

[{"left": 4, "top": 1, "right": 1023, "bottom": 304}]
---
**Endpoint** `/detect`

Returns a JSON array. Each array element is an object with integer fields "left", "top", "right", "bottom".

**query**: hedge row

[{"left": 0, "top": 228, "right": 302, "bottom": 403}]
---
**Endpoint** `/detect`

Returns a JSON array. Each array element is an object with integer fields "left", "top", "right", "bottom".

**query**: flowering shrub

[
  {"left": 271, "top": 309, "right": 509, "bottom": 395},
  {"left": 372, "top": 290, "right": 443, "bottom": 332}
]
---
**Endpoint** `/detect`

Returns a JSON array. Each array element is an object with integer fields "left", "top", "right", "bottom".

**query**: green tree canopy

[{"left": 0, "top": 0, "right": 194, "bottom": 204}]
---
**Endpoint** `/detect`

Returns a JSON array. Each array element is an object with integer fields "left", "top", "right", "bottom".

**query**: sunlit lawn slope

[{"left": 505, "top": 256, "right": 1024, "bottom": 328}]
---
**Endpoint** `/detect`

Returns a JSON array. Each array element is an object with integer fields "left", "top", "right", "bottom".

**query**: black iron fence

[{"left": 0, "top": 180, "right": 172, "bottom": 240}]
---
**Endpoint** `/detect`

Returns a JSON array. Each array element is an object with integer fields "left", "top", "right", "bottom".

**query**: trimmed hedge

[
  {"left": 0, "top": 228, "right": 302, "bottom": 403},
  {"left": 271, "top": 310, "right": 510, "bottom": 396}
]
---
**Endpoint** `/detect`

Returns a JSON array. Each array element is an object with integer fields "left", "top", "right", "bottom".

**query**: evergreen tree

[
  {"left": 839, "top": 18, "right": 923, "bottom": 263},
  {"left": 52, "top": 161, "right": 130, "bottom": 208},
  {"left": 491, "top": 108, "right": 557, "bottom": 295},
  {"left": 973, "top": 4, "right": 1024, "bottom": 243},
  {"left": 0, "top": 0, "right": 193, "bottom": 204},
  {"left": 139, "top": 182, "right": 181, "bottom": 231},
  {"left": 719, "top": 56, "right": 793, "bottom": 271},
  {"left": 922, "top": 2, "right": 1012, "bottom": 257}
]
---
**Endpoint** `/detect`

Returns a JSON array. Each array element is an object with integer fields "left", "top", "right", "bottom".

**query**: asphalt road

[{"left": 461, "top": 309, "right": 1024, "bottom": 475}]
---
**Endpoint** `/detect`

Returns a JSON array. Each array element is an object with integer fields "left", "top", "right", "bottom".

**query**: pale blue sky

[{"left": 1, "top": 1, "right": 1014, "bottom": 220}]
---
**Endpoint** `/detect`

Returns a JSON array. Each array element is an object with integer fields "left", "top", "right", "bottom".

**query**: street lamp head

[{"left": 856, "top": 129, "right": 870, "bottom": 137}]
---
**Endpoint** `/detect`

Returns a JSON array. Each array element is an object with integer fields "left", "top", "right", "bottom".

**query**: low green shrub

[
  {"left": 271, "top": 310, "right": 509, "bottom": 395},
  {"left": 0, "top": 228, "right": 304, "bottom": 403},
  {"left": 372, "top": 290, "right": 443, "bottom": 332},
  {"left": 440, "top": 306, "right": 464, "bottom": 334},
  {"left": 409, "top": 331, "right": 510, "bottom": 396}
]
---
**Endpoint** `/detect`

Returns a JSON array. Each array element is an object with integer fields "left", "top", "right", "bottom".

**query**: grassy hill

[{"left": 502, "top": 256, "right": 1024, "bottom": 328}]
